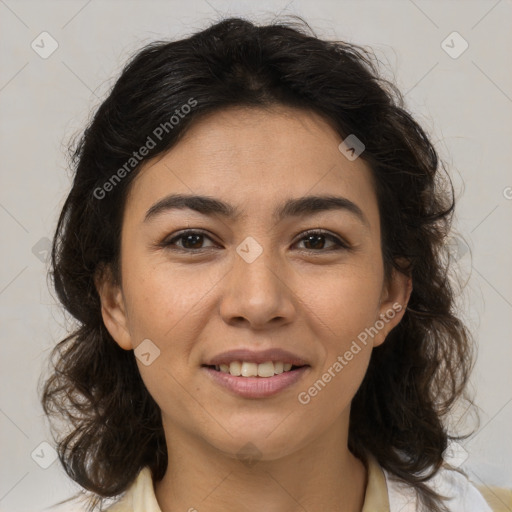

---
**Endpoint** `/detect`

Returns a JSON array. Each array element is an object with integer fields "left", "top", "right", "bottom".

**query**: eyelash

[{"left": 160, "top": 229, "right": 351, "bottom": 253}]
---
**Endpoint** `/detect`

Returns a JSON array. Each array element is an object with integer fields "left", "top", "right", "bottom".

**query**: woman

[{"left": 41, "top": 16, "right": 493, "bottom": 512}]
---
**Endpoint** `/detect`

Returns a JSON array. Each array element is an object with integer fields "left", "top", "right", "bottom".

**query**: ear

[
  {"left": 373, "top": 263, "right": 413, "bottom": 347},
  {"left": 94, "top": 264, "right": 133, "bottom": 351}
]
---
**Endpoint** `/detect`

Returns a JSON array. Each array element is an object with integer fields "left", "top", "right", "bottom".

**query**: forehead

[{"left": 124, "top": 106, "right": 379, "bottom": 228}]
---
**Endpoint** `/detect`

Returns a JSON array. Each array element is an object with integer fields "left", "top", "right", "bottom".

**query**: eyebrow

[{"left": 143, "top": 193, "right": 369, "bottom": 227}]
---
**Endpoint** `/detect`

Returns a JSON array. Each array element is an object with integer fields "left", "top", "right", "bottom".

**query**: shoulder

[{"left": 383, "top": 465, "right": 493, "bottom": 512}]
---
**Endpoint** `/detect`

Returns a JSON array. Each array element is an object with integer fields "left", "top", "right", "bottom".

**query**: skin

[{"left": 96, "top": 105, "right": 412, "bottom": 512}]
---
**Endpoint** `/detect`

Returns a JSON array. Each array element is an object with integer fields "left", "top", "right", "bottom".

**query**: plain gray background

[{"left": 1, "top": 1, "right": 511, "bottom": 511}]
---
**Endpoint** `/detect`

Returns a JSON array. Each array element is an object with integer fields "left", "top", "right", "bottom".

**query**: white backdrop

[{"left": 0, "top": 1, "right": 511, "bottom": 511}]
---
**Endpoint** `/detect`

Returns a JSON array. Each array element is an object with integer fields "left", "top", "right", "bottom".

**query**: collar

[{"left": 107, "top": 455, "right": 390, "bottom": 512}]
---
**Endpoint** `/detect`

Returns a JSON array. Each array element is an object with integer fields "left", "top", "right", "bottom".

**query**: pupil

[
  {"left": 184, "top": 234, "right": 203, "bottom": 249},
  {"left": 306, "top": 234, "right": 324, "bottom": 249}
]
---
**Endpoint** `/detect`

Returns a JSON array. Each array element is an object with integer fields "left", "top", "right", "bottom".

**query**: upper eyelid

[{"left": 165, "top": 229, "right": 218, "bottom": 245}]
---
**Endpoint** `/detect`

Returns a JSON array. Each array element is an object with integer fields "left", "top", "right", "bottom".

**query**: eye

[
  {"left": 161, "top": 230, "right": 218, "bottom": 251},
  {"left": 293, "top": 229, "right": 350, "bottom": 251},
  {"left": 159, "top": 228, "right": 350, "bottom": 253}
]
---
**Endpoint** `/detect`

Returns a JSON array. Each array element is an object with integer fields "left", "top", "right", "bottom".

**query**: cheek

[
  {"left": 299, "top": 345, "right": 372, "bottom": 414},
  {"left": 301, "top": 262, "right": 383, "bottom": 343},
  {"left": 122, "top": 256, "right": 220, "bottom": 342},
  {"left": 298, "top": 284, "right": 377, "bottom": 416},
  {"left": 295, "top": 264, "right": 382, "bottom": 408},
  {"left": 121, "top": 258, "right": 218, "bottom": 407}
]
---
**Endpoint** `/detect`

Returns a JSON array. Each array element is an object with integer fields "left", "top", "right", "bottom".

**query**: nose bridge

[{"left": 237, "top": 236, "right": 278, "bottom": 289}]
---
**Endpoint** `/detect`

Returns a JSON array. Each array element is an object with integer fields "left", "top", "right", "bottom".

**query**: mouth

[{"left": 201, "top": 361, "right": 310, "bottom": 398}]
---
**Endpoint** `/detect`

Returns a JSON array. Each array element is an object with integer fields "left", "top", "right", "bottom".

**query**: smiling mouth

[{"left": 202, "top": 361, "right": 308, "bottom": 378}]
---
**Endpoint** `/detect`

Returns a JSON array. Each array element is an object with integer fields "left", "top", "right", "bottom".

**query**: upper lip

[{"left": 203, "top": 348, "right": 310, "bottom": 367}]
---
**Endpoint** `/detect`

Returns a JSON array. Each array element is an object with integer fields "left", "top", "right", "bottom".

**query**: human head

[{"left": 41, "top": 16, "right": 472, "bottom": 512}]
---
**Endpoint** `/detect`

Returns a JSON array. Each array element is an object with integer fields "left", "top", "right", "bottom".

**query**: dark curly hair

[{"left": 40, "top": 15, "right": 475, "bottom": 512}]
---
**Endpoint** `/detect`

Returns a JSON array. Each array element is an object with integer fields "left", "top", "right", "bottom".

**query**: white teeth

[
  {"left": 257, "top": 361, "right": 275, "bottom": 377},
  {"left": 274, "top": 361, "right": 284, "bottom": 374},
  {"left": 215, "top": 361, "right": 299, "bottom": 377},
  {"left": 241, "top": 362, "right": 258, "bottom": 377},
  {"left": 229, "top": 361, "right": 242, "bottom": 376}
]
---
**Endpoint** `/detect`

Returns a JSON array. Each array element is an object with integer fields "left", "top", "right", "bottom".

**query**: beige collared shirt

[
  {"left": 105, "top": 456, "right": 388, "bottom": 511},
  {"left": 105, "top": 456, "right": 493, "bottom": 512}
]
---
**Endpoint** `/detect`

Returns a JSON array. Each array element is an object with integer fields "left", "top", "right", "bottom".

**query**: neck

[{"left": 154, "top": 413, "right": 367, "bottom": 512}]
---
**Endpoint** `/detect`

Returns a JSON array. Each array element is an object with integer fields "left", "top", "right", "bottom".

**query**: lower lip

[{"left": 202, "top": 366, "right": 309, "bottom": 398}]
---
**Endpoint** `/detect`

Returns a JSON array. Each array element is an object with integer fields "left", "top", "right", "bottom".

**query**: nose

[{"left": 219, "top": 242, "right": 296, "bottom": 330}]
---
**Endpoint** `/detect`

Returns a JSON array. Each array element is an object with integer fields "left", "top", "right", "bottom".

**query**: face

[{"left": 97, "top": 106, "right": 411, "bottom": 462}]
